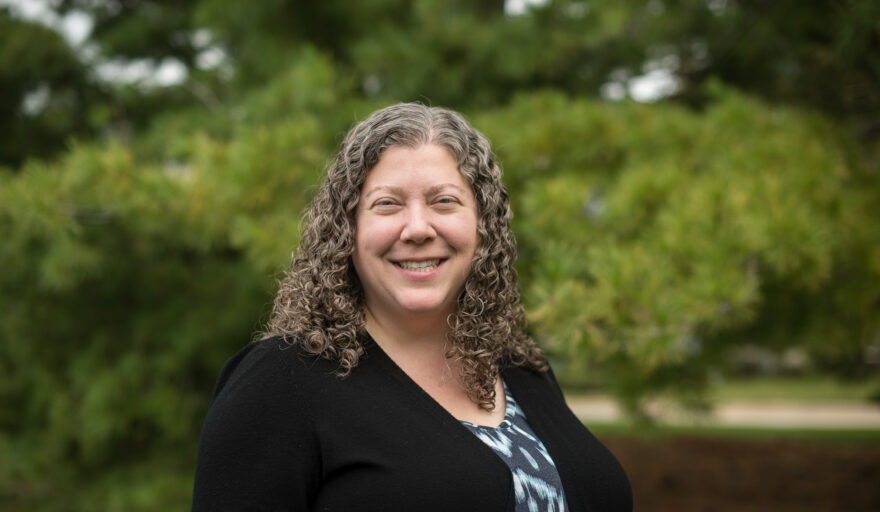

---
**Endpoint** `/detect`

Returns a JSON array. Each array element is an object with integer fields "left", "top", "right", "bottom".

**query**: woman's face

[{"left": 352, "top": 144, "right": 479, "bottom": 324}]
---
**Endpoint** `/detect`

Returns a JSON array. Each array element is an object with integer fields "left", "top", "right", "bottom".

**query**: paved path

[{"left": 564, "top": 394, "right": 880, "bottom": 429}]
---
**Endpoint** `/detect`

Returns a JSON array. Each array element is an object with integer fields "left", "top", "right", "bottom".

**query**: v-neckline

[
  {"left": 361, "top": 333, "right": 583, "bottom": 508},
  {"left": 460, "top": 383, "right": 516, "bottom": 430},
  {"left": 363, "top": 333, "right": 509, "bottom": 428}
]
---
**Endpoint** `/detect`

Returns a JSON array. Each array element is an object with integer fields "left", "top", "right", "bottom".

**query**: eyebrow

[{"left": 363, "top": 183, "right": 470, "bottom": 199}]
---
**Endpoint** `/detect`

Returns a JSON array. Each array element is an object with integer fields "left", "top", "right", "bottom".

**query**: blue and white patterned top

[{"left": 461, "top": 384, "right": 569, "bottom": 512}]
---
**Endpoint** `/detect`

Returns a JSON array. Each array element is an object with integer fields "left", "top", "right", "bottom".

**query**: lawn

[{"left": 707, "top": 375, "right": 880, "bottom": 403}]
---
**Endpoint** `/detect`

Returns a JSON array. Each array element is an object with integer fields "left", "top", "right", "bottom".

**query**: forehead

[{"left": 360, "top": 144, "right": 473, "bottom": 195}]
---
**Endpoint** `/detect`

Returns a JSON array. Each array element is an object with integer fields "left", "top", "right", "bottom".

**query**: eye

[
  {"left": 434, "top": 196, "right": 458, "bottom": 205},
  {"left": 370, "top": 198, "right": 401, "bottom": 211}
]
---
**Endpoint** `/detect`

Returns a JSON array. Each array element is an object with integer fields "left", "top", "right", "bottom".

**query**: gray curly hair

[{"left": 264, "top": 102, "right": 546, "bottom": 410}]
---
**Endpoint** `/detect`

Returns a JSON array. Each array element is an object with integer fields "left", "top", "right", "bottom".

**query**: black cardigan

[{"left": 192, "top": 336, "right": 632, "bottom": 511}]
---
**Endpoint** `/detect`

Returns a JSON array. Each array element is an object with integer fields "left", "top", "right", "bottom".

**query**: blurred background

[{"left": 1, "top": 0, "right": 878, "bottom": 510}]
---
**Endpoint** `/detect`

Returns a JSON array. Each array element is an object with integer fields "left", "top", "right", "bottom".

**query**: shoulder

[
  {"left": 208, "top": 336, "right": 342, "bottom": 406},
  {"left": 194, "top": 337, "right": 327, "bottom": 508},
  {"left": 197, "top": 336, "right": 340, "bottom": 461},
  {"left": 501, "top": 362, "right": 567, "bottom": 405}
]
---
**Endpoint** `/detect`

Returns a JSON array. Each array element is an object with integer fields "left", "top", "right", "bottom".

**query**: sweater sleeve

[{"left": 192, "top": 339, "right": 320, "bottom": 511}]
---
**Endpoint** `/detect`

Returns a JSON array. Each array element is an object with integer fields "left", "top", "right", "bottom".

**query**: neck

[
  {"left": 363, "top": 306, "right": 452, "bottom": 354},
  {"left": 363, "top": 306, "right": 463, "bottom": 390}
]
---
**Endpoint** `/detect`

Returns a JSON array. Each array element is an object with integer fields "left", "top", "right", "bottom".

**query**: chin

[{"left": 395, "top": 296, "right": 454, "bottom": 316}]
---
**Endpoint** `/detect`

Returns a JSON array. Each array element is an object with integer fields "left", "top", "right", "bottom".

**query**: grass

[
  {"left": 565, "top": 374, "right": 880, "bottom": 443},
  {"left": 563, "top": 374, "right": 880, "bottom": 403},
  {"left": 707, "top": 374, "right": 880, "bottom": 403},
  {"left": 588, "top": 422, "right": 880, "bottom": 444}
]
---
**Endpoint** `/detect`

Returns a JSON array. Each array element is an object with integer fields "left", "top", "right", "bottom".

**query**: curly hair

[{"left": 264, "top": 102, "right": 547, "bottom": 410}]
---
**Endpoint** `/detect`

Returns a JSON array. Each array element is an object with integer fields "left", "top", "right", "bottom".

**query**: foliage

[
  {"left": 0, "top": 8, "right": 96, "bottom": 167},
  {"left": 476, "top": 87, "right": 879, "bottom": 414},
  {"left": 10, "top": 1, "right": 877, "bottom": 167},
  {"left": 2, "top": 0, "right": 879, "bottom": 509},
  {"left": 0, "top": 50, "right": 370, "bottom": 508},
  {"left": 3, "top": 45, "right": 878, "bottom": 507}
]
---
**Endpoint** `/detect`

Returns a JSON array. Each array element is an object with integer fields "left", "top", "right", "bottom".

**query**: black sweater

[{"left": 192, "top": 336, "right": 632, "bottom": 511}]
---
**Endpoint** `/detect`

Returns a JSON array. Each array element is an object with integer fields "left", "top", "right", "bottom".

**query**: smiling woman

[
  {"left": 353, "top": 145, "right": 479, "bottom": 337},
  {"left": 191, "top": 103, "right": 632, "bottom": 511}
]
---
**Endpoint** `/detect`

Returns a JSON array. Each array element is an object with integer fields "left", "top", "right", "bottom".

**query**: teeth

[{"left": 398, "top": 259, "right": 441, "bottom": 272}]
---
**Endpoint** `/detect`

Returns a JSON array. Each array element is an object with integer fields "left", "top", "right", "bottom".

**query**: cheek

[
  {"left": 464, "top": 209, "right": 480, "bottom": 244},
  {"left": 441, "top": 216, "right": 480, "bottom": 253},
  {"left": 355, "top": 216, "right": 399, "bottom": 254}
]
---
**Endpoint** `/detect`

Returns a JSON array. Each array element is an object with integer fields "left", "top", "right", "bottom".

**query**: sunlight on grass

[
  {"left": 589, "top": 423, "right": 880, "bottom": 444},
  {"left": 708, "top": 375, "right": 880, "bottom": 403}
]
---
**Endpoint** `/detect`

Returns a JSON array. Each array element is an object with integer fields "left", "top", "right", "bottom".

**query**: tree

[
  {"left": 0, "top": 8, "right": 96, "bottom": 167},
  {"left": 0, "top": 50, "right": 367, "bottom": 509},
  {"left": 11, "top": 1, "right": 878, "bottom": 165},
  {"left": 473, "top": 87, "right": 879, "bottom": 414},
  {"left": 2, "top": 2, "right": 879, "bottom": 508}
]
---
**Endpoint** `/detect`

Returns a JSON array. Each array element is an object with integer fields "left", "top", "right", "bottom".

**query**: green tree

[
  {"left": 2, "top": 1, "right": 879, "bottom": 508},
  {"left": 0, "top": 50, "right": 371, "bottom": 509},
  {"left": 12, "top": 1, "right": 878, "bottom": 164},
  {"left": 0, "top": 8, "right": 96, "bottom": 167},
  {"left": 475, "top": 87, "right": 879, "bottom": 415},
  {"left": 4, "top": 61, "right": 877, "bottom": 507}
]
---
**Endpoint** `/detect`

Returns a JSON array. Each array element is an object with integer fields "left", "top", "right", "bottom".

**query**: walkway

[{"left": 564, "top": 394, "right": 880, "bottom": 429}]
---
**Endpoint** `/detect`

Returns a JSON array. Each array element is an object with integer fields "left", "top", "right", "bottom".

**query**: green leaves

[
  {"left": 1, "top": 48, "right": 878, "bottom": 509},
  {"left": 0, "top": 52, "right": 355, "bottom": 494},
  {"left": 1, "top": 2, "right": 878, "bottom": 508},
  {"left": 478, "top": 88, "right": 878, "bottom": 409}
]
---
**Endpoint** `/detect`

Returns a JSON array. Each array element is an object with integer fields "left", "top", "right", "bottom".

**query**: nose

[{"left": 400, "top": 204, "right": 436, "bottom": 243}]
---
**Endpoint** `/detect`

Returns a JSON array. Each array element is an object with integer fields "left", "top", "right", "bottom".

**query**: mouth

[{"left": 393, "top": 258, "right": 445, "bottom": 272}]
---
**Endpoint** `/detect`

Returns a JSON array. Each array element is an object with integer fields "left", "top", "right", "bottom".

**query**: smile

[{"left": 394, "top": 259, "right": 443, "bottom": 272}]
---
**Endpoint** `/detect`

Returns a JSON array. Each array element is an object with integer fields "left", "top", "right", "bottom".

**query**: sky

[{"left": 1, "top": 0, "right": 189, "bottom": 86}]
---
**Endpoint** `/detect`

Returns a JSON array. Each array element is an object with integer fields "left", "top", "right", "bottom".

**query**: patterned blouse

[{"left": 461, "top": 384, "right": 569, "bottom": 512}]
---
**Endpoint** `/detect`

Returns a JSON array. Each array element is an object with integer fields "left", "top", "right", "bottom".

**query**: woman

[{"left": 192, "top": 103, "right": 632, "bottom": 511}]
